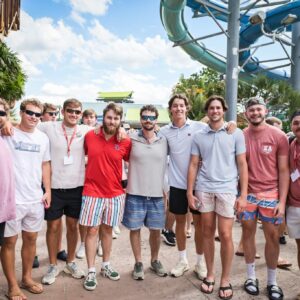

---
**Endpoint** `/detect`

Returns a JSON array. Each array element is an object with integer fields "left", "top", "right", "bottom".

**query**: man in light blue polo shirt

[{"left": 187, "top": 95, "right": 248, "bottom": 299}]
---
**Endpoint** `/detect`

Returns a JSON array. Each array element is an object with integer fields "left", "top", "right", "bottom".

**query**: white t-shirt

[
  {"left": 3, "top": 127, "right": 50, "bottom": 204},
  {"left": 38, "top": 121, "right": 92, "bottom": 189}
]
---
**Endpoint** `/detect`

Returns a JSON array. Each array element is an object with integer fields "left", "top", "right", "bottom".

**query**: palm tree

[{"left": 0, "top": 40, "right": 26, "bottom": 105}]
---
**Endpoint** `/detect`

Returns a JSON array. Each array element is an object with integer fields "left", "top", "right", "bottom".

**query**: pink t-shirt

[
  {"left": 0, "top": 137, "right": 16, "bottom": 223},
  {"left": 244, "top": 124, "right": 289, "bottom": 193},
  {"left": 288, "top": 139, "right": 300, "bottom": 207}
]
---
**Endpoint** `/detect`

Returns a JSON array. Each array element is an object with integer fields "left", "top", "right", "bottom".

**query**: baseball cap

[{"left": 245, "top": 97, "right": 266, "bottom": 109}]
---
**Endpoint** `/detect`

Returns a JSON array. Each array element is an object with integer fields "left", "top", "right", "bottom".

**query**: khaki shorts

[
  {"left": 286, "top": 206, "right": 300, "bottom": 239},
  {"left": 195, "top": 191, "right": 236, "bottom": 218}
]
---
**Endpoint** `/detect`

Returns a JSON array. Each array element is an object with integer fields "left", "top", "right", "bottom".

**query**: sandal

[
  {"left": 20, "top": 282, "right": 43, "bottom": 294},
  {"left": 219, "top": 284, "right": 233, "bottom": 300},
  {"left": 267, "top": 285, "right": 284, "bottom": 300},
  {"left": 277, "top": 259, "right": 292, "bottom": 269},
  {"left": 244, "top": 278, "right": 259, "bottom": 296},
  {"left": 5, "top": 290, "right": 27, "bottom": 300},
  {"left": 200, "top": 277, "right": 215, "bottom": 294},
  {"left": 235, "top": 251, "right": 261, "bottom": 259}
]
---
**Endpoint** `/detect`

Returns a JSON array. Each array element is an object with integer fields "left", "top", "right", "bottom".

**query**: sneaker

[
  {"left": 113, "top": 226, "right": 121, "bottom": 235},
  {"left": 112, "top": 230, "right": 118, "bottom": 239},
  {"left": 97, "top": 241, "right": 103, "bottom": 257},
  {"left": 63, "top": 261, "right": 85, "bottom": 279},
  {"left": 150, "top": 260, "right": 167, "bottom": 277},
  {"left": 57, "top": 250, "right": 67, "bottom": 261},
  {"left": 101, "top": 264, "right": 120, "bottom": 281},
  {"left": 83, "top": 272, "right": 98, "bottom": 291},
  {"left": 194, "top": 259, "right": 207, "bottom": 280},
  {"left": 42, "top": 265, "right": 59, "bottom": 285},
  {"left": 32, "top": 255, "right": 40, "bottom": 269},
  {"left": 76, "top": 243, "right": 85, "bottom": 259},
  {"left": 132, "top": 262, "right": 144, "bottom": 280},
  {"left": 170, "top": 259, "right": 190, "bottom": 277},
  {"left": 161, "top": 229, "right": 176, "bottom": 246}
]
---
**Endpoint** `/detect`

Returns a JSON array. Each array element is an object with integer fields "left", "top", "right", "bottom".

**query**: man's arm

[
  {"left": 187, "top": 154, "right": 200, "bottom": 210},
  {"left": 42, "top": 161, "right": 51, "bottom": 209},
  {"left": 275, "top": 155, "right": 289, "bottom": 217},
  {"left": 235, "top": 153, "right": 248, "bottom": 213}
]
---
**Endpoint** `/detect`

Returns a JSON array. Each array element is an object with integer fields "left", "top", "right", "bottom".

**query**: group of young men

[{"left": 0, "top": 94, "right": 299, "bottom": 300}]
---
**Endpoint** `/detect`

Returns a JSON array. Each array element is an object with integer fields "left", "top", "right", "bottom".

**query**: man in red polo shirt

[{"left": 79, "top": 102, "right": 131, "bottom": 291}]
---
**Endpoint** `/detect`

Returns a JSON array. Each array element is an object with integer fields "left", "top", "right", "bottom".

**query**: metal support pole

[
  {"left": 225, "top": 0, "right": 240, "bottom": 121},
  {"left": 291, "top": 22, "right": 300, "bottom": 92}
]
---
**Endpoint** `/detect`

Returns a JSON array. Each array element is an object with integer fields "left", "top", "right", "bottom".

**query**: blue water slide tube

[{"left": 161, "top": 0, "right": 300, "bottom": 81}]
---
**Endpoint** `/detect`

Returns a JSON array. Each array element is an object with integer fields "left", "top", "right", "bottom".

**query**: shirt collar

[
  {"left": 170, "top": 119, "right": 191, "bottom": 129},
  {"left": 205, "top": 123, "right": 227, "bottom": 133}
]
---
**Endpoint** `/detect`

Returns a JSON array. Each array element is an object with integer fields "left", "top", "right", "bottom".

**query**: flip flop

[
  {"left": 235, "top": 251, "right": 261, "bottom": 259},
  {"left": 5, "top": 290, "right": 27, "bottom": 300},
  {"left": 277, "top": 259, "right": 292, "bottom": 269},
  {"left": 219, "top": 284, "right": 233, "bottom": 300},
  {"left": 200, "top": 277, "right": 215, "bottom": 294},
  {"left": 20, "top": 282, "right": 43, "bottom": 294}
]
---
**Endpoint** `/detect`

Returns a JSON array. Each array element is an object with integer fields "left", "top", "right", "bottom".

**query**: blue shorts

[{"left": 122, "top": 194, "right": 165, "bottom": 230}]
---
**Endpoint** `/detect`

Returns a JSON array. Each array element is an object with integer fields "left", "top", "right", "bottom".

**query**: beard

[
  {"left": 142, "top": 123, "right": 155, "bottom": 131},
  {"left": 103, "top": 122, "right": 120, "bottom": 135}
]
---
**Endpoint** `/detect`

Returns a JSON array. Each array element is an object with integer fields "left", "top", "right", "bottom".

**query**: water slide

[{"left": 160, "top": 0, "right": 300, "bottom": 81}]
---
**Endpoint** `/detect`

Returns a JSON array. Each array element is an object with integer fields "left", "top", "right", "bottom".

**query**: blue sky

[
  {"left": 5, "top": 0, "right": 201, "bottom": 106},
  {"left": 5, "top": 0, "right": 291, "bottom": 106}
]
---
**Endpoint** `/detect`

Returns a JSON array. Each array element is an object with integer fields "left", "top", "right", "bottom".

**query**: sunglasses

[
  {"left": 46, "top": 111, "right": 58, "bottom": 116},
  {"left": 141, "top": 115, "right": 157, "bottom": 121},
  {"left": 22, "top": 109, "right": 42, "bottom": 118},
  {"left": 0, "top": 110, "right": 7, "bottom": 117},
  {"left": 66, "top": 108, "right": 82, "bottom": 115}
]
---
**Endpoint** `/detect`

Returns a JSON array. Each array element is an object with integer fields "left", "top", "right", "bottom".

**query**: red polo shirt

[{"left": 83, "top": 130, "right": 131, "bottom": 198}]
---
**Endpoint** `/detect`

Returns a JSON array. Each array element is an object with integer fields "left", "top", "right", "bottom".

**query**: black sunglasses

[
  {"left": 0, "top": 110, "right": 7, "bottom": 117},
  {"left": 46, "top": 111, "right": 58, "bottom": 116},
  {"left": 141, "top": 115, "right": 157, "bottom": 121},
  {"left": 23, "top": 109, "right": 42, "bottom": 118},
  {"left": 66, "top": 108, "right": 82, "bottom": 115}
]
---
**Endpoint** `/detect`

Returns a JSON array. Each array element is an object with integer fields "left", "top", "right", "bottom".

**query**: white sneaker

[
  {"left": 63, "top": 261, "right": 85, "bottom": 279},
  {"left": 170, "top": 259, "right": 190, "bottom": 277},
  {"left": 194, "top": 259, "right": 207, "bottom": 280},
  {"left": 112, "top": 230, "right": 118, "bottom": 239},
  {"left": 42, "top": 265, "right": 59, "bottom": 285},
  {"left": 76, "top": 243, "right": 85, "bottom": 259},
  {"left": 113, "top": 226, "right": 121, "bottom": 235},
  {"left": 97, "top": 241, "right": 103, "bottom": 257}
]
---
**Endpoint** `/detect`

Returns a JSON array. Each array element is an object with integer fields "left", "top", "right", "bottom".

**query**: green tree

[{"left": 0, "top": 41, "right": 27, "bottom": 105}]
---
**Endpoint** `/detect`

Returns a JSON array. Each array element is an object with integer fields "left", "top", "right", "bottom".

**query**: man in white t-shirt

[{"left": 1, "top": 99, "right": 51, "bottom": 299}]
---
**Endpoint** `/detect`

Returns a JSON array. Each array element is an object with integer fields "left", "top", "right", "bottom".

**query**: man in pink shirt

[
  {"left": 286, "top": 110, "right": 300, "bottom": 270},
  {"left": 0, "top": 98, "right": 16, "bottom": 249},
  {"left": 240, "top": 97, "right": 289, "bottom": 300}
]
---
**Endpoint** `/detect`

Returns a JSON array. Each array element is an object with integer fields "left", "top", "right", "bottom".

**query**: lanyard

[
  {"left": 293, "top": 142, "right": 300, "bottom": 167},
  {"left": 62, "top": 123, "right": 77, "bottom": 156}
]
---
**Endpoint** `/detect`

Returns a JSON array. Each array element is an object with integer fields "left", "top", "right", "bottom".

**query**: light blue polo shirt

[
  {"left": 160, "top": 120, "right": 207, "bottom": 189},
  {"left": 191, "top": 124, "right": 246, "bottom": 194}
]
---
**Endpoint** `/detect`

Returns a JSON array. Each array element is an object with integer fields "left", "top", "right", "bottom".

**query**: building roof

[
  {"left": 97, "top": 91, "right": 134, "bottom": 100},
  {"left": 0, "top": 0, "right": 20, "bottom": 37}
]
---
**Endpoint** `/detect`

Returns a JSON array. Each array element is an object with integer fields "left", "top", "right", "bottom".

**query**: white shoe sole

[
  {"left": 170, "top": 266, "right": 190, "bottom": 277},
  {"left": 101, "top": 270, "right": 120, "bottom": 281},
  {"left": 63, "top": 267, "right": 85, "bottom": 279}
]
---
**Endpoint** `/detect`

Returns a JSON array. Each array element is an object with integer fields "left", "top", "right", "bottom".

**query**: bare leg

[
  {"left": 193, "top": 214, "right": 204, "bottom": 255},
  {"left": 241, "top": 220, "right": 257, "bottom": 264},
  {"left": 149, "top": 229, "right": 161, "bottom": 262},
  {"left": 85, "top": 226, "right": 99, "bottom": 268},
  {"left": 130, "top": 229, "right": 141, "bottom": 262},
  {"left": 175, "top": 214, "right": 187, "bottom": 251},
  {"left": 66, "top": 217, "right": 78, "bottom": 263},
  {"left": 101, "top": 224, "right": 113, "bottom": 262},
  {"left": 46, "top": 219, "right": 61, "bottom": 265},
  {"left": 263, "top": 222, "right": 280, "bottom": 269}
]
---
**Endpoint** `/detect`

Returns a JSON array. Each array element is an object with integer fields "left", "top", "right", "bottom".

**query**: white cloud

[
  {"left": 70, "top": 10, "right": 86, "bottom": 26},
  {"left": 17, "top": 54, "right": 42, "bottom": 76},
  {"left": 70, "top": 0, "right": 112, "bottom": 16}
]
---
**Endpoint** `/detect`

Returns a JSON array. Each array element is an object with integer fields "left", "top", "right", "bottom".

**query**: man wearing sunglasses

[
  {"left": 122, "top": 105, "right": 168, "bottom": 281},
  {"left": 41, "top": 103, "right": 58, "bottom": 122},
  {"left": 1, "top": 99, "right": 51, "bottom": 298},
  {"left": 37, "top": 98, "right": 91, "bottom": 285}
]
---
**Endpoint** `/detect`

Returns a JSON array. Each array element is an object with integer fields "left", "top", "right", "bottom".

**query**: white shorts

[
  {"left": 195, "top": 191, "right": 236, "bottom": 218},
  {"left": 286, "top": 206, "right": 300, "bottom": 239},
  {"left": 4, "top": 202, "right": 44, "bottom": 237}
]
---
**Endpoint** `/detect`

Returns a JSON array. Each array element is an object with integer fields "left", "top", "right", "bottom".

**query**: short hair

[
  {"left": 245, "top": 96, "right": 266, "bottom": 109},
  {"left": 168, "top": 94, "right": 190, "bottom": 111},
  {"left": 20, "top": 98, "right": 44, "bottom": 112},
  {"left": 0, "top": 98, "right": 10, "bottom": 112},
  {"left": 266, "top": 116, "right": 282, "bottom": 126},
  {"left": 63, "top": 98, "right": 82, "bottom": 110},
  {"left": 103, "top": 102, "right": 123, "bottom": 119},
  {"left": 290, "top": 110, "right": 300, "bottom": 122},
  {"left": 204, "top": 95, "right": 228, "bottom": 112},
  {"left": 140, "top": 105, "right": 159, "bottom": 119},
  {"left": 43, "top": 103, "right": 57, "bottom": 114},
  {"left": 82, "top": 109, "right": 97, "bottom": 118}
]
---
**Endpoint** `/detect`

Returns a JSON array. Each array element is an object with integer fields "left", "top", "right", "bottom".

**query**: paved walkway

[{"left": 0, "top": 221, "right": 299, "bottom": 300}]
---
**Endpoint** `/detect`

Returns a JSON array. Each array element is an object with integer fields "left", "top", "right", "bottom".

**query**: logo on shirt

[
  {"left": 13, "top": 140, "right": 41, "bottom": 153},
  {"left": 114, "top": 144, "right": 120, "bottom": 151},
  {"left": 262, "top": 145, "right": 272, "bottom": 154}
]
